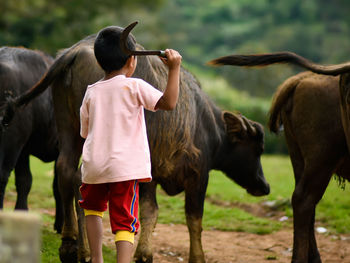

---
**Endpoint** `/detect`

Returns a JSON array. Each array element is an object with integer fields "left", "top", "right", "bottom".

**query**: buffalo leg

[
  {"left": 0, "top": 171, "right": 10, "bottom": 209},
  {"left": 56, "top": 144, "right": 81, "bottom": 263},
  {"left": 308, "top": 209, "right": 321, "bottom": 263},
  {"left": 291, "top": 168, "right": 331, "bottom": 263},
  {"left": 134, "top": 181, "right": 158, "bottom": 263},
  {"left": 74, "top": 166, "right": 90, "bottom": 262},
  {"left": 53, "top": 161, "right": 64, "bottom": 233},
  {"left": 14, "top": 152, "right": 32, "bottom": 210},
  {"left": 185, "top": 175, "right": 208, "bottom": 263},
  {"left": 57, "top": 133, "right": 90, "bottom": 263}
]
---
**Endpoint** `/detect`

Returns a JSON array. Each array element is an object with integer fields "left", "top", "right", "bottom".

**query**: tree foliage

[
  {"left": 2, "top": 0, "right": 350, "bottom": 153},
  {"left": 3, "top": 0, "right": 350, "bottom": 96},
  {"left": 158, "top": 0, "right": 350, "bottom": 97},
  {"left": 0, "top": 0, "right": 163, "bottom": 55}
]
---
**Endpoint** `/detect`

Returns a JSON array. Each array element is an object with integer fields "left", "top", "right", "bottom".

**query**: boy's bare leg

[
  {"left": 116, "top": 241, "right": 133, "bottom": 263},
  {"left": 86, "top": 215, "right": 104, "bottom": 263}
]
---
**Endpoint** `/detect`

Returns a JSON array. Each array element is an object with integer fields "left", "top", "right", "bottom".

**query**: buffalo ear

[{"left": 222, "top": 111, "right": 247, "bottom": 142}]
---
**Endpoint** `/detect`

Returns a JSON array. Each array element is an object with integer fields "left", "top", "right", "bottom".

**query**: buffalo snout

[
  {"left": 247, "top": 182, "right": 270, "bottom": 196},
  {"left": 247, "top": 173, "right": 270, "bottom": 196}
]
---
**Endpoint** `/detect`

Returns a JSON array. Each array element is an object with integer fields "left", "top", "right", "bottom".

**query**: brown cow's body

[
  {"left": 208, "top": 52, "right": 350, "bottom": 262},
  {"left": 4, "top": 30, "right": 270, "bottom": 263},
  {"left": 339, "top": 73, "right": 350, "bottom": 150},
  {"left": 269, "top": 71, "right": 350, "bottom": 262}
]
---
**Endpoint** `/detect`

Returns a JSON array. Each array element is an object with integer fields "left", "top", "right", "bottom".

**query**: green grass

[
  {"left": 207, "top": 156, "right": 294, "bottom": 204},
  {"left": 41, "top": 228, "right": 62, "bottom": 263},
  {"left": 203, "top": 202, "right": 282, "bottom": 234},
  {"left": 317, "top": 178, "right": 350, "bottom": 233},
  {"left": 3, "top": 154, "right": 350, "bottom": 262}
]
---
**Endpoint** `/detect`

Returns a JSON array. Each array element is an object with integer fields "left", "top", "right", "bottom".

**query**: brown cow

[
  {"left": 339, "top": 72, "right": 350, "bottom": 150},
  {"left": 208, "top": 52, "right": 350, "bottom": 263},
  {"left": 2, "top": 29, "right": 270, "bottom": 263},
  {"left": 208, "top": 51, "right": 350, "bottom": 149},
  {"left": 270, "top": 72, "right": 350, "bottom": 263}
]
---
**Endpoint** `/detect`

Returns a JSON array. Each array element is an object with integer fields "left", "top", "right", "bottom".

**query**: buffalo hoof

[
  {"left": 134, "top": 257, "right": 153, "bottom": 263},
  {"left": 310, "top": 257, "right": 322, "bottom": 263},
  {"left": 59, "top": 238, "right": 78, "bottom": 263},
  {"left": 291, "top": 254, "right": 321, "bottom": 263},
  {"left": 292, "top": 259, "right": 321, "bottom": 263},
  {"left": 54, "top": 220, "right": 63, "bottom": 234},
  {"left": 134, "top": 252, "right": 153, "bottom": 263}
]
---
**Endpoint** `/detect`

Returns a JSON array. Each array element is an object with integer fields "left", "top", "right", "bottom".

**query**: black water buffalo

[
  {"left": 3, "top": 29, "right": 270, "bottom": 263},
  {"left": 208, "top": 52, "right": 350, "bottom": 263},
  {"left": 0, "top": 47, "right": 63, "bottom": 232}
]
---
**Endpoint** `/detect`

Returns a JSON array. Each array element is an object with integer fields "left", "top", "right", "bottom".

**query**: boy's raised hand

[
  {"left": 160, "top": 49, "right": 182, "bottom": 70},
  {"left": 155, "top": 49, "right": 182, "bottom": 111}
]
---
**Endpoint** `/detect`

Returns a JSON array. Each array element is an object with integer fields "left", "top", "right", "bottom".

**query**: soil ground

[
  {"left": 102, "top": 219, "right": 350, "bottom": 263},
  {"left": 7, "top": 198, "right": 349, "bottom": 262}
]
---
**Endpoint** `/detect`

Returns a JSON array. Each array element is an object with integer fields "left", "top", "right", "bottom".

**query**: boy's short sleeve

[
  {"left": 136, "top": 79, "right": 163, "bottom": 111},
  {"left": 80, "top": 95, "right": 89, "bottom": 139}
]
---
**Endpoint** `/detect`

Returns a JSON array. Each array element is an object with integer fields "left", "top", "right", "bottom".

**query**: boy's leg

[
  {"left": 116, "top": 240, "right": 133, "bottom": 263},
  {"left": 79, "top": 183, "right": 108, "bottom": 263},
  {"left": 85, "top": 211, "right": 104, "bottom": 263},
  {"left": 115, "top": 230, "right": 135, "bottom": 263},
  {"left": 109, "top": 180, "right": 139, "bottom": 263}
]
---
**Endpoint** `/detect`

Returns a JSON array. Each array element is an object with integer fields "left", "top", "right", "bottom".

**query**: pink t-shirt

[{"left": 80, "top": 75, "right": 163, "bottom": 184}]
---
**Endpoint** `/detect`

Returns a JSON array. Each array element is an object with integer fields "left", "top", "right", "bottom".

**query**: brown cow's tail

[
  {"left": 208, "top": 51, "right": 350, "bottom": 76},
  {"left": 0, "top": 47, "right": 78, "bottom": 128},
  {"left": 268, "top": 74, "right": 304, "bottom": 134}
]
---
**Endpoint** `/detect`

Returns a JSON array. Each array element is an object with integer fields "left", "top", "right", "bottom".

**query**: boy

[{"left": 79, "top": 25, "right": 182, "bottom": 263}]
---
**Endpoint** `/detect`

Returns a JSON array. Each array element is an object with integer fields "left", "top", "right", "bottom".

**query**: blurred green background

[
  {"left": 2, "top": 0, "right": 350, "bottom": 153},
  {"left": 3, "top": 2, "right": 350, "bottom": 261}
]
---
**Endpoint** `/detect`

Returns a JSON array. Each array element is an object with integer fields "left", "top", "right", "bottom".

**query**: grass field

[{"left": 3, "top": 154, "right": 350, "bottom": 262}]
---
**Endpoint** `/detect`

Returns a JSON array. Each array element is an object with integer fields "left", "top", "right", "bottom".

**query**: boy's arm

[{"left": 156, "top": 49, "right": 182, "bottom": 111}]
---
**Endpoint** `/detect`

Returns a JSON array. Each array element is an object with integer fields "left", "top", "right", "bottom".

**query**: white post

[{"left": 0, "top": 211, "right": 41, "bottom": 263}]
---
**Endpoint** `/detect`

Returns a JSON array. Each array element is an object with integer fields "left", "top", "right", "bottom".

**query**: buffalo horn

[
  {"left": 120, "top": 21, "right": 166, "bottom": 57},
  {"left": 242, "top": 116, "right": 256, "bottom": 136}
]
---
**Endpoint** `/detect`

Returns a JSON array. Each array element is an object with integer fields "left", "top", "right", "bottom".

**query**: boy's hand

[
  {"left": 160, "top": 49, "right": 182, "bottom": 70},
  {"left": 155, "top": 49, "right": 181, "bottom": 111}
]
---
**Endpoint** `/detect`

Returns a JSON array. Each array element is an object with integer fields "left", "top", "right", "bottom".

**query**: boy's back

[{"left": 80, "top": 74, "right": 162, "bottom": 184}]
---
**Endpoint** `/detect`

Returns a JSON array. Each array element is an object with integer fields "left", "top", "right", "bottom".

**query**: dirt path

[
  {"left": 102, "top": 221, "right": 350, "bottom": 263},
  {"left": 6, "top": 199, "right": 348, "bottom": 262}
]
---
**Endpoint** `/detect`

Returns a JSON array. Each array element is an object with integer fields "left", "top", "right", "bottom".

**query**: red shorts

[{"left": 79, "top": 180, "right": 139, "bottom": 234}]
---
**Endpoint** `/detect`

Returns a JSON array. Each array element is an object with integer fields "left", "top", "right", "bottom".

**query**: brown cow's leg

[
  {"left": 134, "top": 181, "right": 158, "bottom": 263},
  {"left": 291, "top": 168, "right": 331, "bottom": 263},
  {"left": 308, "top": 210, "right": 321, "bottom": 263}
]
